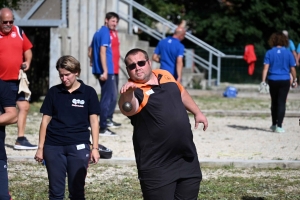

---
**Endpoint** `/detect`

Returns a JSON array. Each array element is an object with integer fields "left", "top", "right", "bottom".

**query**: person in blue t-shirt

[
  {"left": 34, "top": 55, "right": 100, "bottom": 199},
  {"left": 0, "top": 80, "right": 17, "bottom": 200},
  {"left": 90, "top": 12, "right": 121, "bottom": 136},
  {"left": 262, "top": 32, "right": 298, "bottom": 133},
  {"left": 152, "top": 27, "right": 186, "bottom": 82},
  {"left": 297, "top": 43, "right": 300, "bottom": 60},
  {"left": 282, "top": 30, "right": 298, "bottom": 66}
]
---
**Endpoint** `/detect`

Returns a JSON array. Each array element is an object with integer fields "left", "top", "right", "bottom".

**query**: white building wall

[{"left": 49, "top": 0, "right": 132, "bottom": 92}]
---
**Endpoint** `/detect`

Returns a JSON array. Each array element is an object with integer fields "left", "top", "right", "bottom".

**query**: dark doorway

[{"left": 21, "top": 27, "right": 50, "bottom": 102}]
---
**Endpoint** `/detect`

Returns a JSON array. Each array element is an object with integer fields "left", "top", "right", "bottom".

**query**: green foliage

[
  {"left": 135, "top": 0, "right": 185, "bottom": 26},
  {"left": 0, "top": 0, "right": 23, "bottom": 9},
  {"left": 8, "top": 162, "right": 300, "bottom": 199},
  {"left": 135, "top": 0, "right": 300, "bottom": 52}
]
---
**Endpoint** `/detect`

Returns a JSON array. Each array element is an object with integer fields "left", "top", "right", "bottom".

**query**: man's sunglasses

[
  {"left": 2, "top": 20, "right": 14, "bottom": 25},
  {"left": 127, "top": 60, "right": 148, "bottom": 70}
]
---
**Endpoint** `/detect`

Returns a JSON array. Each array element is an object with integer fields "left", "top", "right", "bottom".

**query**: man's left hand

[
  {"left": 194, "top": 112, "right": 208, "bottom": 131},
  {"left": 22, "top": 62, "right": 30, "bottom": 71}
]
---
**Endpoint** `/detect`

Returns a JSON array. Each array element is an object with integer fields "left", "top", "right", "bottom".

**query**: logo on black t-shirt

[{"left": 72, "top": 99, "right": 85, "bottom": 107}]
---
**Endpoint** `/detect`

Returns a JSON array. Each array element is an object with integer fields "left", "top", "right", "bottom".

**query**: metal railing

[{"left": 117, "top": 0, "right": 243, "bottom": 86}]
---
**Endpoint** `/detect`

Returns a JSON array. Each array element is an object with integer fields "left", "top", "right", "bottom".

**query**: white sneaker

[
  {"left": 106, "top": 119, "right": 121, "bottom": 128},
  {"left": 99, "top": 128, "right": 117, "bottom": 136}
]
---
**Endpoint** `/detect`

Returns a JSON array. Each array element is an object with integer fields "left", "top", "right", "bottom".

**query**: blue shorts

[{"left": 4, "top": 80, "right": 28, "bottom": 101}]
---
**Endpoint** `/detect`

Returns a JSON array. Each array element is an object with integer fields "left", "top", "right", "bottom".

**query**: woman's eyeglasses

[{"left": 127, "top": 60, "right": 148, "bottom": 70}]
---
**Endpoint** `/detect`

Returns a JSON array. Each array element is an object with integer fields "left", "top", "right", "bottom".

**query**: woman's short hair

[
  {"left": 56, "top": 55, "right": 81, "bottom": 76},
  {"left": 268, "top": 32, "right": 289, "bottom": 48}
]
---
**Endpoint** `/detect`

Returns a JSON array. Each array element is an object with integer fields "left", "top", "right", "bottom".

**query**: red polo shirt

[
  {"left": 110, "top": 30, "right": 120, "bottom": 74},
  {"left": 0, "top": 26, "right": 33, "bottom": 80}
]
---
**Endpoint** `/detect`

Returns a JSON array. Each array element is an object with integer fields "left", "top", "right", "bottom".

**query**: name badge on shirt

[
  {"left": 146, "top": 89, "right": 154, "bottom": 95},
  {"left": 76, "top": 144, "right": 85, "bottom": 150}
]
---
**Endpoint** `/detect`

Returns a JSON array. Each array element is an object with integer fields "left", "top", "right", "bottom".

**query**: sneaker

[
  {"left": 100, "top": 128, "right": 117, "bottom": 136},
  {"left": 275, "top": 127, "right": 285, "bottom": 133},
  {"left": 14, "top": 137, "right": 38, "bottom": 150},
  {"left": 270, "top": 125, "right": 276, "bottom": 132},
  {"left": 106, "top": 119, "right": 121, "bottom": 128}
]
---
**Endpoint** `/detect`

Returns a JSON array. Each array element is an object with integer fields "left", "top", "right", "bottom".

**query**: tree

[
  {"left": 135, "top": 0, "right": 300, "bottom": 52},
  {"left": 0, "top": 0, "right": 23, "bottom": 9}
]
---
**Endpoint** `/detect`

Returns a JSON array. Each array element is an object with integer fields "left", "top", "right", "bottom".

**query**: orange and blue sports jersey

[{"left": 128, "top": 69, "right": 197, "bottom": 171}]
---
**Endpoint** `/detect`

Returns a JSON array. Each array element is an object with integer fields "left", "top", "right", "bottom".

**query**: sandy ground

[{"left": 5, "top": 112, "right": 300, "bottom": 161}]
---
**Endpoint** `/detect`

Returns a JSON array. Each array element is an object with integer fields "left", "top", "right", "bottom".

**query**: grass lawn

[
  {"left": 10, "top": 93, "right": 299, "bottom": 199},
  {"left": 8, "top": 162, "right": 300, "bottom": 200}
]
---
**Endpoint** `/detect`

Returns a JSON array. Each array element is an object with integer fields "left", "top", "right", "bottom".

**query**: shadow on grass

[
  {"left": 242, "top": 197, "right": 265, "bottom": 200},
  {"left": 227, "top": 125, "right": 271, "bottom": 133},
  {"left": 5, "top": 144, "right": 14, "bottom": 149}
]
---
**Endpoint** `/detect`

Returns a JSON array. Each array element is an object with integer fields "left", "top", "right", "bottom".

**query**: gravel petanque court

[{"left": 5, "top": 113, "right": 300, "bottom": 162}]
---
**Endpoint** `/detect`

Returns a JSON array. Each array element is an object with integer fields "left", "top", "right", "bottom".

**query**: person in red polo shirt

[
  {"left": 107, "top": 26, "right": 122, "bottom": 127},
  {"left": 0, "top": 7, "right": 37, "bottom": 150}
]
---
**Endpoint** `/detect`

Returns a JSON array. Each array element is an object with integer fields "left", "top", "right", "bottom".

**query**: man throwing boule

[{"left": 118, "top": 48, "right": 208, "bottom": 200}]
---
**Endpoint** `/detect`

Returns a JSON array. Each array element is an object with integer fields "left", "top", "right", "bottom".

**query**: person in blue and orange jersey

[{"left": 119, "top": 48, "right": 208, "bottom": 200}]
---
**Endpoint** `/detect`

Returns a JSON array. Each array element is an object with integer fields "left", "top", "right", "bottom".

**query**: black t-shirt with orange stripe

[{"left": 128, "top": 69, "right": 197, "bottom": 170}]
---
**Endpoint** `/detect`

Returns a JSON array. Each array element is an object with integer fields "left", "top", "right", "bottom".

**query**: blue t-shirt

[
  {"left": 91, "top": 26, "right": 114, "bottom": 75},
  {"left": 288, "top": 39, "right": 296, "bottom": 51},
  {"left": 296, "top": 43, "right": 300, "bottom": 53},
  {"left": 0, "top": 80, "right": 16, "bottom": 161},
  {"left": 40, "top": 80, "right": 100, "bottom": 146},
  {"left": 154, "top": 36, "right": 184, "bottom": 79},
  {"left": 264, "top": 47, "right": 296, "bottom": 81}
]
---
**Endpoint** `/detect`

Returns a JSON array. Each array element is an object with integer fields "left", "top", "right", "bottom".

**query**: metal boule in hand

[{"left": 122, "top": 102, "right": 133, "bottom": 112}]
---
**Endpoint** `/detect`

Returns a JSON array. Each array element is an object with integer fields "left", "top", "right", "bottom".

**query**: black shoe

[
  {"left": 106, "top": 119, "right": 121, "bottom": 128},
  {"left": 99, "top": 128, "right": 117, "bottom": 136},
  {"left": 14, "top": 137, "right": 38, "bottom": 150}
]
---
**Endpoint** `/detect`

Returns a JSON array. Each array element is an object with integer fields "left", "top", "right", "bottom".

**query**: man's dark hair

[
  {"left": 124, "top": 48, "right": 149, "bottom": 66},
  {"left": 105, "top": 12, "right": 119, "bottom": 22}
]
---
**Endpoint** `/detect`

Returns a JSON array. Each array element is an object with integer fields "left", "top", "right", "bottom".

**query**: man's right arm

[
  {"left": 176, "top": 56, "right": 183, "bottom": 82},
  {"left": 100, "top": 46, "right": 108, "bottom": 80},
  {"left": 88, "top": 46, "right": 92, "bottom": 59},
  {"left": 297, "top": 43, "right": 300, "bottom": 62},
  {"left": 292, "top": 50, "right": 299, "bottom": 66},
  {"left": 88, "top": 46, "right": 93, "bottom": 66},
  {"left": 118, "top": 82, "right": 139, "bottom": 116},
  {"left": 290, "top": 41, "right": 299, "bottom": 66}
]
